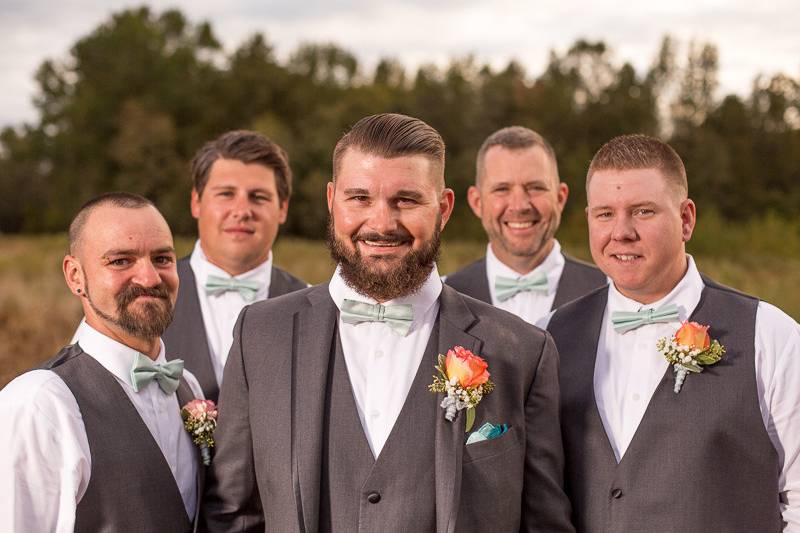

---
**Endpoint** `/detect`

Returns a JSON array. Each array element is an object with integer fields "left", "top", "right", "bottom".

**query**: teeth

[
  {"left": 506, "top": 221, "right": 534, "bottom": 229},
  {"left": 615, "top": 254, "right": 639, "bottom": 262},
  {"left": 363, "top": 240, "right": 402, "bottom": 247}
]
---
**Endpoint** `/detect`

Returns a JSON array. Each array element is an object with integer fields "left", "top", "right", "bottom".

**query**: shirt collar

[
  {"left": 486, "top": 239, "right": 564, "bottom": 295},
  {"left": 74, "top": 321, "right": 167, "bottom": 388},
  {"left": 190, "top": 239, "right": 272, "bottom": 286},
  {"left": 329, "top": 263, "right": 443, "bottom": 321},
  {"left": 607, "top": 254, "right": 703, "bottom": 321}
]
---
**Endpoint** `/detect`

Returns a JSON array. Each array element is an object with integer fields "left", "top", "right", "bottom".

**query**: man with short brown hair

[
  {"left": 163, "top": 130, "right": 306, "bottom": 402},
  {"left": 546, "top": 134, "right": 800, "bottom": 532},
  {"left": 446, "top": 126, "right": 605, "bottom": 324},
  {"left": 203, "top": 114, "right": 575, "bottom": 532}
]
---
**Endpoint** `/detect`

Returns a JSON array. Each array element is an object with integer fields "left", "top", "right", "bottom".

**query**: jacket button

[
  {"left": 611, "top": 488, "right": 623, "bottom": 499},
  {"left": 367, "top": 492, "right": 381, "bottom": 504}
]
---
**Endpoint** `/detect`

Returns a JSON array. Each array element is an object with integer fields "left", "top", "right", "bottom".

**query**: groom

[{"left": 202, "top": 113, "right": 574, "bottom": 532}]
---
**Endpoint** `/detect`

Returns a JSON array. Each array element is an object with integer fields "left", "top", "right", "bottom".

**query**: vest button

[
  {"left": 611, "top": 488, "right": 623, "bottom": 499},
  {"left": 367, "top": 492, "right": 381, "bottom": 504}
]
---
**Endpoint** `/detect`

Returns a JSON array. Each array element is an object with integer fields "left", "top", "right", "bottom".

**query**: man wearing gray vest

[
  {"left": 163, "top": 130, "right": 306, "bottom": 403},
  {"left": 0, "top": 193, "right": 204, "bottom": 532},
  {"left": 545, "top": 135, "right": 800, "bottom": 532},
  {"left": 202, "top": 114, "right": 575, "bottom": 532},
  {"left": 446, "top": 126, "right": 605, "bottom": 324}
]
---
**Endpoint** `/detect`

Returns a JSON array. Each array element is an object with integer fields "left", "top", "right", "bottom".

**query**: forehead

[
  {"left": 482, "top": 145, "right": 556, "bottom": 182},
  {"left": 207, "top": 158, "right": 277, "bottom": 189},
  {"left": 336, "top": 148, "right": 438, "bottom": 193},
  {"left": 587, "top": 168, "right": 672, "bottom": 205},
  {"left": 81, "top": 205, "right": 173, "bottom": 255}
]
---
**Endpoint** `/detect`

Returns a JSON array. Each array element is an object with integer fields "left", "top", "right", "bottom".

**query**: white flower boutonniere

[
  {"left": 429, "top": 346, "right": 494, "bottom": 432},
  {"left": 657, "top": 321, "right": 726, "bottom": 393},
  {"left": 181, "top": 399, "right": 218, "bottom": 465}
]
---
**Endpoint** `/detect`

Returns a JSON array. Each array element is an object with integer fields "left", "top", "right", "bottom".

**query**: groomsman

[
  {"left": 546, "top": 134, "right": 800, "bottom": 532},
  {"left": 446, "top": 126, "right": 605, "bottom": 324},
  {"left": 203, "top": 114, "right": 575, "bottom": 532},
  {"left": 163, "top": 130, "right": 306, "bottom": 402},
  {"left": 0, "top": 193, "right": 204, "bottom": 532}
]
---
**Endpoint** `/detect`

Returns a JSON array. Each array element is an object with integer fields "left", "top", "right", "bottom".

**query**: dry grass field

[{"left": 1, "top": 225, "right": 798, "bottom": 387}]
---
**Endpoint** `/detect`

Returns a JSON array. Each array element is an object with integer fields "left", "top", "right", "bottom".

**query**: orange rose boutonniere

[
  {"left": 429, "top": 346, "right": 494, "bottom": 432},
  {"left": 657, "top": 321, "right": 725, "bottom": 393}
]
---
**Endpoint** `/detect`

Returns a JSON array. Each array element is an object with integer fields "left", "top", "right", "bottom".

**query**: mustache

[
  {"left": 116, "top": 283, "right": 171, "bottom": 307},
  {"left": 353, "top": 230, "right": 413, "bottom": 245}
]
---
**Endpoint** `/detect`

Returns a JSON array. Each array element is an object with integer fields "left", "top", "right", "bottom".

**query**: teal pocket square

[{"left": 466, "top": 422, "right": 509, "bottom": 445}]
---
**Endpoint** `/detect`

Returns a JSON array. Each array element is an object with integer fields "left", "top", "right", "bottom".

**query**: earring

[{"left": 76, "top": 288, "right": 82, "bottom": 294}]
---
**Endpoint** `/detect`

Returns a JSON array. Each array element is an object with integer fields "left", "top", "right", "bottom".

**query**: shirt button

[
  {"left": 611, "top": 488, "right": 623, "bottom": 499},
  {"left": 370, "top": 411, "right": 380, "bottom": 419},
  {"left": 367, "top": 492, "right": 381, "bottom": 504},
  {"left": 375, "top": 350, "right": 383, "bottom": 359},
  {"left": 632, "top": 393, "right": 641, "bottom": 402}
]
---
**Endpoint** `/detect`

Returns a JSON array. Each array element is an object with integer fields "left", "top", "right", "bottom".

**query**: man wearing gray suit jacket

[
  {"left": 163, "top": 131, "right": 306, "bottom": 402},
  {"left": 202, "top": 114, "right": 574, "bottom": 532},
  {"left": 446, "top": 126, "right": 605, "bottom": 324}
]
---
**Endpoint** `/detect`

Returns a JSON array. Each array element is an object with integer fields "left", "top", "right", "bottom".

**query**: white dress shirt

[
  {"left": 0, "top": 321, "right": 203, "bottom": 533},
  {"left": 329, "top": 264, "right": 441, "bottom": 458},
  {"left": 542, "top": 256, "right": 800, "bottom": 530},
  {"left": 190, "top": 240, "right": 272, "bottom": 385},
  {"left": 485, "top": 240, "right": 566, "bottom": 325}
]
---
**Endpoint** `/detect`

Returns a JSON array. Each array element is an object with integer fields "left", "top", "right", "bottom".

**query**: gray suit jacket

[
  {"left": 201, "top": 284, "right": 574, "bottom": 533},
  {"left": 163, "top": 256, "right": 307, "bottom": 403},
  {"left": 445, "top": 253, "right": 606, "bottom": 309}
]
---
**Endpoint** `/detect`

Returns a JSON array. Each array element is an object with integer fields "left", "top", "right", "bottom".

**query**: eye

[
  {"left": 251, "top": 193, "right": 271, "bottom": 204},
  {"left": 108, "top": 257, "right": 131, "bottom": 267},
  {"left": 526, "top": 184, "right": 548, "bottom": 193},
  {"left": 633, "top": 208, "right": 655, "bottom": 216},
  {"left": 153, "top": 255, "right": 175, "bottom": 266},
  {"left": 217, "top": 190, "right": 234, "bottom": 198},
  {"left": 595, "top": 211, "right": 613, "bottom": 219},
  {"left": 491, "top": 185, "right": 509, "bottom": 194},
  {"left": 397, "top": 197, "right": 419, "bottom": 206}
]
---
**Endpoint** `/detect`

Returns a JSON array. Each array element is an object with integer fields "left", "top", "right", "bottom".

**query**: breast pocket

[{"left": 462, "top": 426, "right": 521, "bottom": 464}]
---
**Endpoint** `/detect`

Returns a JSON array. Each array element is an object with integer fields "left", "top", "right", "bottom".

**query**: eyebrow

[
  {"left": 395, "top": 190, "right": 425, "bottom": 201},
  {"left": 342, "top": 187, "right": 371, "bottom": 196},
  {"left": 588, "top": 201, "right": 659, "bottom": 213},
  {"left": 102, "top": 246, "right": 175, "bottom": 257},
  {"left": 209, "top": 184, "right": 271, "bottom": 194}
]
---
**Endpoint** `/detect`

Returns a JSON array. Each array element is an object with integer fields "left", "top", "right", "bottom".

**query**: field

[{"left": 1, "top": 214, "right": 798, "bottom": 387}]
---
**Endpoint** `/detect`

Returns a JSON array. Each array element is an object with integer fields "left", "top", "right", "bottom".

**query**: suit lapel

[
  {"left": 435, "top": 286, "right": 481, "bottom": 533},
  {"left": 292, "top": 285, "right": 337, "bottom": 533}
]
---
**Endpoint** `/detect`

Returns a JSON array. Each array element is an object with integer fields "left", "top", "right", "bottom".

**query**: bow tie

[
  {"left": 130, "top": 353, "right": 184, "bottom": 394},
  {"left": 205, "top": 275, "right": 261, "bottom": 302},
  {"left": 340, "top": 299, "right": 414, "bottom": 336},
  {"left": 611, "top": 304, "right": 680, "bottom": 334},
  {"left": 494, "top": 272, "right": 548, "bottom": 302}
]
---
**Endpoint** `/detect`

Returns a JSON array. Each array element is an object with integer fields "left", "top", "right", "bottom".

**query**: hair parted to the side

[
  {"left": 68, "top": 192, "right": 156, "bottom": 255},
  {"left": 587, "top": 134, "right": 688, "bottom": 198},
  {"left": 191, "top": 130, "right": 292, "bottom": 203},
  {"left": 475, "top": 126, "right": 560, "bottom": 186},
  {"left": 332, "top": 113, "right": 445, "bottom": 184}
]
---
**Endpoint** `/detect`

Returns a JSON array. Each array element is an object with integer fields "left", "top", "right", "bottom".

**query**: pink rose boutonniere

[
  {"left": 429, "top": 346, "right": 495, "bottom": 432},
  {"left": 657, "top": 321, "right": 725, "bottom": 393},
  {"left": 181, "top": 399, "right": 218, "bottom": 465}
]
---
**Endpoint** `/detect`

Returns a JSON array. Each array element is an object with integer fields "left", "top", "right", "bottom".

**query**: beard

[
  {"left": 85, "top": 277, "right": 174, "bottom": 340},
  {"left": 326, "top": 215, "right": 441, "bottom": 302},
  {"left": 491, "top": 208, "right": 560, "bottom": 259}
]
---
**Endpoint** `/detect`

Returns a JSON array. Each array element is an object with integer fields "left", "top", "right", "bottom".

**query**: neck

[
  {"left": 616, "top": 253, "right": 689, "bottom": 305},
  {"left": 202, "top": 244, "right": 269, "bottom": 277},
  {"left": 84, "top": 316, "right": 161, "bottom": 359},
  {"left": 491, "top": 239, "right": 554, "bottom": 276}
]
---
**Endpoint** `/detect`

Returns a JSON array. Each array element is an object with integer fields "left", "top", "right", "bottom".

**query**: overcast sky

[{"left": 1, "top": 0, "right": 798, "bottom": 129}]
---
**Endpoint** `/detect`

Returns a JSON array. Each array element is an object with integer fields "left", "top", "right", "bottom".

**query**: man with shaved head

[
  {"left": 446, "top": 126, "right": 605, "bottom": 324},
  {"left": 545, "top": 135, "right": 800, "bottom": 532},
  {"left": 0, "top": 192, "right": 204, "bottom": 532}
]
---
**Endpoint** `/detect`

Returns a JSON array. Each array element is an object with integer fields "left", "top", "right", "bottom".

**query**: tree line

[{"left": 1, "top": 6, "right": 798, "bottom": 238}]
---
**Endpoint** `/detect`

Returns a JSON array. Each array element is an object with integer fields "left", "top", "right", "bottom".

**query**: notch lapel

[
  {"left": 434, "top": 286, "right": 482, "bottom": 533},
  {"left": 292, "top": 286, "right": 337, "bottom": 533}
]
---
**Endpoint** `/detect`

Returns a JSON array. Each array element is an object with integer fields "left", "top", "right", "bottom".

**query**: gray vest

[
  {"left": 548, "top": 278, "right": 782, "bottom": 533},
  {"left": 44, "top": 344, "right": 196, "bottom": 533},
  {"left": 318, "top": 327, "right": 439, "bottom": 533}
]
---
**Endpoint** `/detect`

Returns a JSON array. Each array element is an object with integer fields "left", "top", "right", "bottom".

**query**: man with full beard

[
  {"left": 202, "top": 114, "right": 575, "bottom": 532},
  {"left": 0, "top": 193, "right": 204, "bottom": 532},
  {"left": 446, "top": 126, "right": 606, "bottom": 324}
]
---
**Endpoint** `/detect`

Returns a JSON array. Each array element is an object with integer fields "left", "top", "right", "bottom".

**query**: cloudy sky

[{"left": 1, "top": 0, "right": 798, "bottom": 129}]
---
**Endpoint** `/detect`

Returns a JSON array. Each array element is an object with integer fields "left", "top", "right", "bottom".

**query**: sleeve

[
  {"left": 520, "top": 333, "right": 576, "bottom": 533},
  {"left": 200, "top": 307, "right": 265, "bottom": 532},
  {"left": 0, "top": 370, "right": 91, "bottom": 533},
  {"left": 755, "top": 303, "right": 800, "bottom": 532}
]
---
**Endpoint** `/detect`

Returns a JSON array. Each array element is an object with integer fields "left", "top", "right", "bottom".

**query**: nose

[
  {"left": 508, "top": 185, "right": 533, "bottom": 213},
  {"left": 231, "top": 192, "right": 253, "bottom": 220},
  {"left": 365, "top": 200, "right": 399, "bottom": 235},
  {"left": 131, "top": 258, "right": 162, "bottom": 288},
  {"left": 611, "top": 213, "right": 637, "bottom": 241}
]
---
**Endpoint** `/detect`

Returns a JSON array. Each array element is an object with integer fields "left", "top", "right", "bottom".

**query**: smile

[
  {"left": 612, "top": 254, "right": 642, "bottom": 262},
  {"left": 361, "top": 240, "right": 406, "bottom": 248},
  {"left": 504, "top": 221, "right": 536, "bottom": 229}
]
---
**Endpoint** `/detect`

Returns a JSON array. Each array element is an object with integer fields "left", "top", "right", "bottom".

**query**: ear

[
  {"left": 63, "top": 254, "right": 85, "bottom": 297},
  {"left": 680, "top": 198, "right": 697, "bottom": 242},
  {"left": 326, "top": 181, "right": 335, "bottom": 213},
  {"left": 278, "top": 199, "right": 289, "bottom": 224},
  {"left": 466, "top": 185, "right": 482, "bottom": 218},
  {"left": 556, "top": 181, "right": 569, "bottom": 213},
  {"left": 190, "top": 188, "right": 201, "bottom": 219},
  {"left": 438, "top": 188, "right": 456, "bottom": 230}
]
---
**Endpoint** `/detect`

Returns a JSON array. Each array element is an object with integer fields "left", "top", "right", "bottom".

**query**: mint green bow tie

[
  {"left": 495, "top": 272, "right": 548, "bottom": 302},
  {"left": 205, "top": 275, "right": 261, "bottom": 302},
  {"left": 611, "top": 304, "right": 680, "bottom": 334},
  {"left": 130, "top": 353, "right": 184, "bottom": 394},
  {"left": 340, "top": 299, "right": 414, "bottom": 336}
]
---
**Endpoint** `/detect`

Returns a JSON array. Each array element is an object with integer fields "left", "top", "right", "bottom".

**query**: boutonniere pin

[
  {"left": 656, "top": 321, "right": 725, "bottom": 393},
  {"left": 429, "top": 346, "right": 494, "bottom": 432},
  {"left": 181, "top": 399, "right": 218, "bottom": 465}
]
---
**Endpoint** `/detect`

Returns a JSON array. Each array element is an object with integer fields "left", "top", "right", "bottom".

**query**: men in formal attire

[
  {"left": 544, "top": 135, "right": 800, "bottom": 532},
  {"left": 202, "top": 114, "right": 574, "bottom": 532},
  {"left": 162, "top": 130, "right": 306, "bottom": 402},
  {"left": 0, "top": 192, "right": 204, "bottom": 532},
  {"left": 446, "top": 126, "right": 605, "bottom": 324}
]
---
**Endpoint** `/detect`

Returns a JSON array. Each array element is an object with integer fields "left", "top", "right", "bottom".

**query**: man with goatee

[
  {"left": 0, "top": 193, "right": 204, "bottom": 532},
  {"left": 202, "top": 113, "right": 574, "bottom": 532}
]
